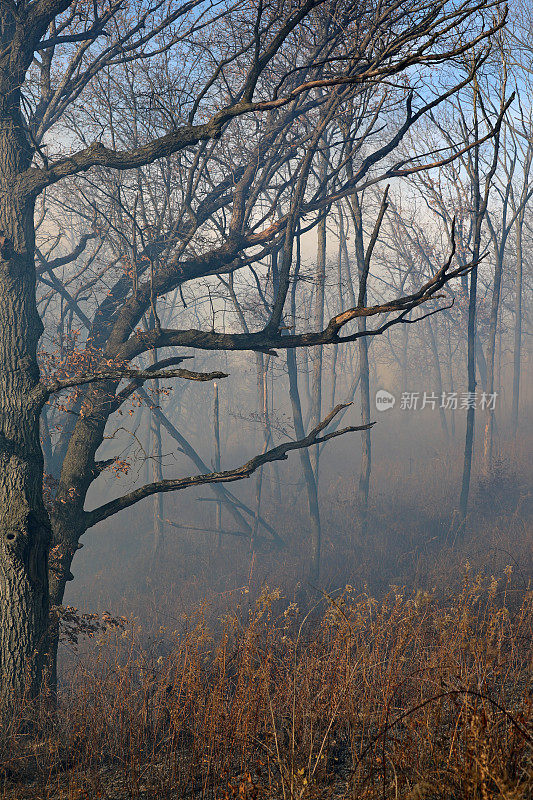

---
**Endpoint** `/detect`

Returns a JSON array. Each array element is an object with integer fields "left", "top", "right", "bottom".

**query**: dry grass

[
  {"left": 2, "top": 432, "right": 531, "bottom": 798},
  {"left": 1, "top": 570, "right": 532, "bottom": 799}
]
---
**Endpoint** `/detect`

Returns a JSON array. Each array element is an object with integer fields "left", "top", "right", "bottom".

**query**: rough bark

[
  {"left": 0, "top": 0, "right": 507, "bottom": 715},
  {"left": 0, "top": 92, "right": 51, "bottom": 708},
  {"left": 48, "top": 378, "right": 117, "bottom": 605}
]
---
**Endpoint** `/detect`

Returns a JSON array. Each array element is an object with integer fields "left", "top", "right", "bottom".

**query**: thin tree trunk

[
  {"left": 329, "top": 207, "right": 345, "bottom": 413},
  {"left": 252, "top": 357, "right": 271, "bottom": 546},
  {"left": 287, "top": 348, "right": 321, "bottom": 581},
  {"left": 288, "top": 230, "right": 321, "bottom": 580},
  {"left": 482, "top": 248, "right": 504, "bottom": 473},
  {"left": 401, "top": 320, "right": 409, "bottom": 397},
  {"left": 512, "top": 212, "right": 524, "bottom": 436},
  {"left": 459, "top": 258, "right": 479, "bottom": 520},
  {"left": 447, "top": 322, "right": 456, "bottom": 439},
  {"left": 311, "top": 208, "right": 326, "bottom": 478},
  {"left": 458, "top": 85, "right": 498, "bottom": 523},
  {"left": 426, "top": 317, "right": 449, "bottom": 440},
  {"left": 150, "top": 349, "right": 164, "bottom": 562},
  {"left": 143, "top": 405, "right": 151, "bottom": 487},
  {"left": 358, "top": 332, "right": 371, "bottom": 531},
  {"left": 252, "top": 354, "right": 264, "bottom": 545},
  {"left": 351, "top": 194, "right": 371, "bottom": 534},
  {"left": 212, "top": 381, "right": 222, "bottom": 547},
  {"left": 301, "top": 302, "right": 312, "bottom": 414},
  {"left": 476, "top": 333, "right": 488, "bottom": 392}
]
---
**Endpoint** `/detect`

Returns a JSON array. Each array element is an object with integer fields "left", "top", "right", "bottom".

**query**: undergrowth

[{"left": 1, "top": 568, "right": 532, "bottom": 799}]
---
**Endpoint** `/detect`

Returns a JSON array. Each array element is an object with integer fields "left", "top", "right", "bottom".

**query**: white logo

[{"left": 375, "top": 389, "right": 396, "bottom": 411}]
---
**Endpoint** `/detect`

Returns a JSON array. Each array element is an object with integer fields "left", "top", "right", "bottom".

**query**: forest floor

[
  {"left": 2, "top": 439, "right": 532, "bottom": 799},
  {"left": 1, "top": 572, "right": 532, "bottom": 800}
]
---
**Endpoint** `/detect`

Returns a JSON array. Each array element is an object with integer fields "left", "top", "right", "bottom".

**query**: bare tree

[
  {"left": 0, "top": 0, "right": 505, "bottom": 710},
  {"left": 482, "top": 95, "right": 533, "bottom": 470}
]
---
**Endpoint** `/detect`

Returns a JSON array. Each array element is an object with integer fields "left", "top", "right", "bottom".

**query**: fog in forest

[
  {"left": 63, "top": 268, "right": 533, "bottom": 624},
  {"left": 1, "top": 0, "right": 532, "bottom": 796}
]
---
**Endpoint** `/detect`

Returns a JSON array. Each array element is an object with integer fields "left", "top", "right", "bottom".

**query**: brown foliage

[{"left": 1, "top": 572, "right": 532, "bottom": 799}]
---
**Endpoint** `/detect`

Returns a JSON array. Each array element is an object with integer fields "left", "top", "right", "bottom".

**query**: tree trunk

[
  {"left": 288, "top": 232, "right": 321, "bottom": 580},
  {"left": 459, "top": 94, "right": 488, "bottom": 524},
  {"left": 287, "top": 348, "right": 321, "bottom": 581},
  {"left": 213, "top": 380, "right": 222, "bottom": 547},
  {"left": 426, "top": 318, "right": 449, "bottom": 440},
  {"left": 351, "top": 194, "right": 371, "bottom": 535},
  {"left": 447, "top": 322, "right": 456, "bottom": 439},
  {"left": 0, "top": 101, "right": 51, "bottom": 710},
  {"left": 47, "top": 509, "right": 86, "bottom": 694},
  {"left": 49, "top": 378, "right": 120, "bottom": 611},
  {"left": 150, "top": 401, "right": 164, "bottom": 560},
  {"left": 401, "top": 318, "right": 409, "bottom": 397},
  {"left": 475, "top": 333, "right": 487, "bottom": 392},
  {"left": 511, "top": 212, "right": 524, "bottom": 436},
  {"left": 150, "top": 351, "right": 164, "bottom": 562},
  {"left": 329, "top": 208, "right": 345, "bottom": 412},
  {"left": 459, "top": 262, "right": 478, "bottom": 521},
  {"left": 482, "top": 248, "right": 503, "bottom": 473},
  {"left": 358, "top": 331, "right": 371, "bottom": 531},
  {"left": 311, "top": 209, "right": 326, "bottom": 478},
  {"left": 252, "top": 357, "right": 271, "bottom": 547}
]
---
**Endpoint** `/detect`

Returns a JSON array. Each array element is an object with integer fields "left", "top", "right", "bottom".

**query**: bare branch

[
  {"left": 40, "top": 364, "right": 227, "bottom": 401},
  {"left": 35, "top": 233, "right": 97, "bottom": 275},
  {"left": 121, "top": 232, "right": 474, "bottom": 359},
  {"left": 110, "top": 355, "right": 193, "bottom": 413},
  {"left": 22, "top": 3, "right": 506, "bottom": 197},
  {"left": 85, "top": 404, "right": 375, "bottom": 526}
]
